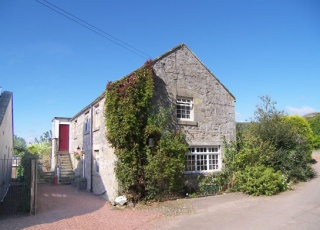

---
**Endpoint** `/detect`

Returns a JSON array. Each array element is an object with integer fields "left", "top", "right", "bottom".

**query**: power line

[{"left": 35, "top": 0, "right": 151, "bottom": 60}]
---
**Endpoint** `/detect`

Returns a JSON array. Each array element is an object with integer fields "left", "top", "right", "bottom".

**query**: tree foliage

[
  {"left": 308, "top": 115, "right": 320, "bottom": 136},
  {"left": 34, "top": 130, "right": 52, "bottom": 144},
  {"left": 307, "top": 115, "right": 320, "bottom": 149},
  {"left": 283, "top": 115, "right": 313, "bottom": 157},
  {"left": 28, "top": 141, "right": 51, "bottom": 171},
  {"left": 13, "top": 135, "right": 27, "bottom": 156}
]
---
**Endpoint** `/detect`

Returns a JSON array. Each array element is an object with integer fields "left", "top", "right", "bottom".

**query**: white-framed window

[
  {"left": 185, "top": 146, "right": 221, "bottom": 173},
  {"left": 176, "top": 97, "right": 193, "bottom": 120}
]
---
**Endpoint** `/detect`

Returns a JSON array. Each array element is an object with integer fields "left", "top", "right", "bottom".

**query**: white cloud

[
  {"left": 235, "top": 112, "right": 251, "bottom": 122},
  {"left": 286, "top": 106, "right": 316, "bottom": 116}
]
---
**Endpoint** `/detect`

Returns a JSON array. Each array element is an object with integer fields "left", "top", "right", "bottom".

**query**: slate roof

[{"left": 0, "top": 91, "right": 13, "bottom": 126}]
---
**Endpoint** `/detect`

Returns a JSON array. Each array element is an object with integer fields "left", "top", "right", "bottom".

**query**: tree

[
  {"left": 307, "top": 115, "right": 320, "bottom": 149},
  {"left": 13, "top": 135, "right": 27, "bottom": 156},
  {"left": 283, "top": 115, "right": 313, "bottom": 155},
  {"left": 252, "top": 96, "right": 296, "bottom": 151},
  {"left": 35, "top": 130, "right": 52, "bottom": 143},
  {"left": 28, "top": 131, "right": 52, "bottom": 171}
]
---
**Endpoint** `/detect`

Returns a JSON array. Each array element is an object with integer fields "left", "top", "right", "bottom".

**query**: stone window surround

[
  {"left": 175, "top": 90, "right": 198, "bottom": 126},
  {"left": 176, "top": 97, "right": 193, "bottom": 120}
]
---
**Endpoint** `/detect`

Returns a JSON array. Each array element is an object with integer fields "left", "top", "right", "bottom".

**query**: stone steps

[{"left": 58, "top": 153, "right": 75, "bottom": 185}]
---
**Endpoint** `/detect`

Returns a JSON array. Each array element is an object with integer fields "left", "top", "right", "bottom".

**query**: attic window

[{"left": 176, "top": 98, "right": 193, "bottom": 120}]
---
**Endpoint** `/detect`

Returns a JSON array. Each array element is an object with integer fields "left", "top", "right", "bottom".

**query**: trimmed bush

[{"left": 236, "top": 165, "right": 287, "bottom": 196}]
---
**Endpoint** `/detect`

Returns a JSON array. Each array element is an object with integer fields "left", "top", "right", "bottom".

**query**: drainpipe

[
  {"left": 82, "top": 152, "right": 85, "bottom": 178},
  {"left": 90, "top": 105, "right": 94, "bottom": 192}
]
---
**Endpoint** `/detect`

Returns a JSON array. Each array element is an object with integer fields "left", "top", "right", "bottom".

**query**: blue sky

[{"left": 1, "top": 0, "right": 319, "bottom": 142}]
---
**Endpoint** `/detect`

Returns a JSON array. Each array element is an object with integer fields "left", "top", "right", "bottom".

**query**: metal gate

[{"left": 0, "top": 158, "right": 37, "bottom": 219}]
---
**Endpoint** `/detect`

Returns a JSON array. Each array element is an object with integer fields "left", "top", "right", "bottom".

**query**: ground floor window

[{"left": 185, "top": 146, "right": 221, "bottom": 173}]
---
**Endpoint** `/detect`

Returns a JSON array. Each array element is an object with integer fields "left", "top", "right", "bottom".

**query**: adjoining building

[{"left": 0, "top": 89, "right": 14, "bottom": 202}]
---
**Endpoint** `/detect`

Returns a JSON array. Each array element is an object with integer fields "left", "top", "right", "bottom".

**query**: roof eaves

[{"left": 71, "top": 91, "right": 106, "bottom": 121}]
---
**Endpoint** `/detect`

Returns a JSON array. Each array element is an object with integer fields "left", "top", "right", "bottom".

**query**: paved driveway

[{"left": 0, "top": 183, "right": 161, "bottom": 230}]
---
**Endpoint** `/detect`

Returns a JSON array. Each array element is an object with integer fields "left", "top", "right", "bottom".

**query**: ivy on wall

[{"left": 105, "top": 61, "right": 188, "bottom": 201}]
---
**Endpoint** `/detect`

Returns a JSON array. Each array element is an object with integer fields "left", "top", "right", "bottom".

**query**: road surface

[{"left": 155, "top": 151, "right": 320, "bottom": 230}]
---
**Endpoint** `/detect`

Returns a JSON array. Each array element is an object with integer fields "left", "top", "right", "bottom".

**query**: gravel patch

[{"left": 0, "top": 184, "right": 163, "bottom": 230}]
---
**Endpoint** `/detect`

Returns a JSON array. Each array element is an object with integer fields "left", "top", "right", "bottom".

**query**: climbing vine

[
  {"left": 105, "top": 60, "right": 188, "bottom": 201},
  {"left": 105, "top": 61, "right": 154, "bottom": 200}
]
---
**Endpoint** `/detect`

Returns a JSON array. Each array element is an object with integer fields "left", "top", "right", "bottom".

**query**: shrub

[
  {"left": 198, "top": 171, "right": 234, "bottom": 195},
  {"left": 236, "top": 165, "right": 287, "bottom": 196},
  {"left": 285, "top": 146, "right": 316, "bottom": 182},
  {"left": 308, "top": 114, "right": 320, "bottom": 136},
  {"left": 313, "top": 135, "right": 320, "bottom": 150},
  {"left": 145, "top": 131, "right": 188, "bottom": 200},
  {"left": 283, "top": 115, "right": 313, "bottom": 158}
]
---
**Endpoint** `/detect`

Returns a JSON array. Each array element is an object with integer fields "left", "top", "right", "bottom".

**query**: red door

[{"left": 59, "top": 124, "right": 69, "bottom": 151}]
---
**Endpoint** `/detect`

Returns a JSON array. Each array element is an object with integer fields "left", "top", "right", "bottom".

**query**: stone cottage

[
  {"left": 51, "top": 44, "right": 236, "bottom": 201},
  {"left": 0, "top": 89, "right": 14, "bottom": 202}
]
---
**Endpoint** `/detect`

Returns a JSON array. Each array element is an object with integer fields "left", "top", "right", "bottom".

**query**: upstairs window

[
  {"left": 84, "top": 113, "right": 90, "bottom": 134},
  {"left": 177, "top": 98, "right": 193, "bottom": 120}
]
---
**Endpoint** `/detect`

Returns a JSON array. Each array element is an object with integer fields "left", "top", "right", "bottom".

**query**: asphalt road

[{"left": 156, "top": 151, "right": 320, "bottom": 230}]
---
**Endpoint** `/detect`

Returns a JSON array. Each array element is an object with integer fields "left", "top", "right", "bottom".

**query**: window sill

[
  {"left": 184, "top": 169, "right": 221, "bottom": 175},
  {"left": 178, "top": 120, "right": 198, "bottom": 126}
]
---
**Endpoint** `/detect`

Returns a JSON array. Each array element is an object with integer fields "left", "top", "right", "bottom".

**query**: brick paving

[{"left": 0, "top": 183, "right": 163, "bottom": 230}]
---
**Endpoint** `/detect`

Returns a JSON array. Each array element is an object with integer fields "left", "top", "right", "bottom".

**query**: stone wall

[
  {"left": 152, "top": 44, "right": 236, "bottom": 191},
  {"left": 69, "top": 95, "right": 118, "bottom": 201},
  {"left": 153, "top": 44, "right": 236, "bottom": 148},
  {"left": 0, "top": 91, "right": 13, "bottom": 201}
]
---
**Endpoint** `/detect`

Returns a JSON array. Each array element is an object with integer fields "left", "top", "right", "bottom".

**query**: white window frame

[
  {"left": 176, "top": 97, "right": 193, "bottom": 121},
  {"left": 185, "top": 146, "right": 221, "bottom": 173}
]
